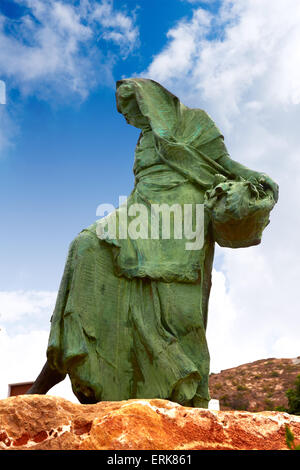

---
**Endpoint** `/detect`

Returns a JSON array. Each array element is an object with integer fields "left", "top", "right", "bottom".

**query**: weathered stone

[{"left": 0, "top": 395, "right": 299, "bottom": 450}]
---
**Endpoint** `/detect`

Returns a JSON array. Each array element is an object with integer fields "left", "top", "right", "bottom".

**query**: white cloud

[
  {"left": 144, "top": 0, "right": 300, "bottom": 371},
  {"left": 145, "top": 8, "right": 211, "bottom": 80},
  {"left": 0, "top": 290, "right": 56, "bottom": 386},
  {"left": 0, "top": 290, "right": 56, "bottom": 323},
  {"left": 145, "top": 0, "right": 300, "bottom": 114},
  {"left": 0, "top": 326, "right": 48, "bottom": 398},
  {"left": 0, "top": 0, "right": 139, "bottom": 153},
  {"left": 91, "top": 0, "right": 139, "bottom": 56},
  {"left": 0, "top": 0, "right": 139, "bottom": 99},
  {"left": 0, "top": 326, "right": 78, "bottom": 402},
  {"left": 0, "top": 289, "right": 79, "bottom": 402},
  {"left": 206, "top": 269, "right": 239, "bottom": 372}
]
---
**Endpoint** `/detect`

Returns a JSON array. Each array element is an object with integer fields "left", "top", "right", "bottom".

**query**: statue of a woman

[{"left": 27, "top": 79, "right": 278, "bottom": 407}]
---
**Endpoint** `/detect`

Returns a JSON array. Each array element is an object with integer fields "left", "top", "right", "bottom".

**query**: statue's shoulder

[
  {"left": 180, "top": 102, "right": 215, "bottom": 123},
  {"left": 176, "top": 103, "right": 222, "bottom": 143}
]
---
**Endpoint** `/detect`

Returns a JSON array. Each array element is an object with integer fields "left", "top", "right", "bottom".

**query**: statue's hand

[{"left": 256, "top": 173, "right": 279, "bottom": 203}]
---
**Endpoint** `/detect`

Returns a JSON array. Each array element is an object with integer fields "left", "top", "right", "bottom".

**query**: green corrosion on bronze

[{"left": 46, "top": 78, "right": 278, "bottom": 407}]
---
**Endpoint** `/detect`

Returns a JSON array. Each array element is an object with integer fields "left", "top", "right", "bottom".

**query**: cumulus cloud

[
  {"left": 0, "top": 290, "right": 56, "bottom": 319},
  {"left": 0, "top": 289, "right": 52, "bottom": 397},
  {"left": 0, "top": 326, "right": 48, "bottom": 398},
  {"left": 146, "top": 0, "right": 300, "bottom": 116},
  {"left": 144, "top": 8, "right": 211, "bottom": 81},
  {"left": 143, "top": 0, "right": 300, "bottom": 371},
  {"left": 91, "top": 0, "right": 139, "bottom": 55},
  {"left": 0, "top": 0, "right": 139, "bottom": 153},
  {"left": 0, "top": 289, "right": 78, "bottom": 401},
  {"left": 0, "top": 0, "right": 139, "bottom": 99},
  {"left": 0, "top": 325, "right": 78, "bottom": 401}
]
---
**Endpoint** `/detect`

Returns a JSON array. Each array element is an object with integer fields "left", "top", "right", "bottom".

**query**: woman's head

[{"left": 116, "top": 81, "right": 150, "bottom": 129}]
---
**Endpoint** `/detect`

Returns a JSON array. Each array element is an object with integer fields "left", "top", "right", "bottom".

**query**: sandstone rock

[{"left": 0, "top": 395, "right": 299, "bottom": 450}]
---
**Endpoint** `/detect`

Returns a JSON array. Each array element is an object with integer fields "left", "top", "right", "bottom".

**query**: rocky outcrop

[{"left": 0, "top": 395, "right": 299, "bottom": 450}]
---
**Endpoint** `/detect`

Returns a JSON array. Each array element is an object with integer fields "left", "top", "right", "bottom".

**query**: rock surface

[{"left": 0, "top": 395, "right": 299, "bottom": 450}]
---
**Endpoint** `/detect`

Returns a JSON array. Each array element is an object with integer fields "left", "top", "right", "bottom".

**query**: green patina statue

[{"left": 27, "top": 79, "right": 278, "bottom": 407}]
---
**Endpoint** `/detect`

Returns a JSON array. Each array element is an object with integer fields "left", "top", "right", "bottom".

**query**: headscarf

[{"left": 116, "top": 78, "right": 232, "bottom": 189}]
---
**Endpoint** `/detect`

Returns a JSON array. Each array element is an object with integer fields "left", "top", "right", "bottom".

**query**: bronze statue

[{"left": 27, "top": 79, "right": 278, "bottom": 406}]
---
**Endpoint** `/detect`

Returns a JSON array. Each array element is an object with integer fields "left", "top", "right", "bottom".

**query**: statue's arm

[{"left": 217, "top": 154, "right": 279, "bottom": 202}]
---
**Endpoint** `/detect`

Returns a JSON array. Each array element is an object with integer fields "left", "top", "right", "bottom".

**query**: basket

[{"left": 204, "top": 176, "right": 276, "bottom": 248}]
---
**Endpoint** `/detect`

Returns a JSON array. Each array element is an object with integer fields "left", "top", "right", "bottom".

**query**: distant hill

[{"left": 209, "top": 357, "right": 300, "bottom": 412}]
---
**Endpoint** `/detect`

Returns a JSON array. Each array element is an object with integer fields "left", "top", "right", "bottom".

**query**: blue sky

[
  {"left": 0, "top": 0, "right": 299, "bottom": 401},
  {"left": 0, "top": 0, "right": 224, "bottom": 292},
  {"left": 1, "top": 1, "right": 218, "bottom": 291}
]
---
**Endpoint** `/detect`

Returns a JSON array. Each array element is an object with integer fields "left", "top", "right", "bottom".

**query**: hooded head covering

[
  {"left": 116, "top": 78, "right": 180, "bottom": 137},
  {"left": 115, "top": 78, "right": 232, "bottom": 179}
]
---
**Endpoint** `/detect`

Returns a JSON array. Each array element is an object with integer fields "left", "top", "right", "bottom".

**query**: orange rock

[{"left": 0, "top": 395, "right": 299, "bottom": 450}]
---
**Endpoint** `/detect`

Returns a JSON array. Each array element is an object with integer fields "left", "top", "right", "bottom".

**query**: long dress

[{"left": 46, "top": 79, "right": 274, "bottom": 406}]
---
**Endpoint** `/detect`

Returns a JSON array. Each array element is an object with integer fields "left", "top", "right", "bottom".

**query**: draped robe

[{"left": 47, "top": 79, "right": 273, "bottom": 406}]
